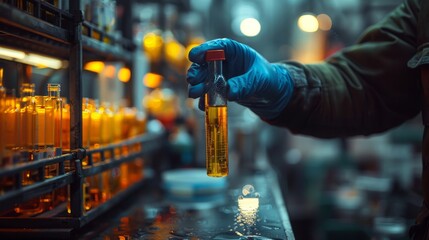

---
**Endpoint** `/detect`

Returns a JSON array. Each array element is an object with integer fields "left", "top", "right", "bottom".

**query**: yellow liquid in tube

[{"left": 205, "top": 106, "right": 228, "bottom": 177}]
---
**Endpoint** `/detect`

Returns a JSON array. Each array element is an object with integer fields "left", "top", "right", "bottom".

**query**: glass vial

[
  {"left": 204, "top": 49, "right": 228, "bottom": 177},
  {"left": 1, "top": 89, "right": 19, "bottom": 195},
  {"left": 45, "top": 84, "right": 63, "bottom": 153},
  {"left": 16, "top": 83, "right": 43, "bottom": 216},
  {"left": 44, "top": 84, "right": 64, "bottom": 209},
  {"left": 19, "top": 83, "right": 36, "bottom": 153},
  {"left": 61, "top": 98, "right": 70, "bottom": 152}
]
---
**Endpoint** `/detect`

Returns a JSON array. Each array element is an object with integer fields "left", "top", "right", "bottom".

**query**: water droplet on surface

[
  {"left": 242, "top": 185, "right": 254, "bottom": 196},
  {"left": 260, "top": 224, "right": 282, "bottom": 230}
]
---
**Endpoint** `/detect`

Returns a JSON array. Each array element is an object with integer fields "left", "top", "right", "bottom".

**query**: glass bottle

[
  {"left": 61, "top": 98, "right": 70, "bottom": 153},
  {"left": 19, "top": 83, "right": 36, "bottom": 153},
  {"left": 88, "top": 99, "right": 102, "bottom": 208},
  {"left": 120, "top": 106, "right": 134, "bottom": 188},
  {"left": 45, "top": 84, "right": 64, "bottom": 208},
  {"left": 112, "top": 103, "right": 123, "bottom": 192},
  {"left": 205, "top": 49, "right": 229, "bottom": 177},
  {"left": 34, "top": 95, "right": 46, "bottom": 153},
  {"left": 99, "top": 102, "right": 114, "bottom": 200},
  {"left": 82, "top": 98, "right": 92, "bottom": 154},
  {"left": 3, "top": 89, "right": 20, "bottom": 157},
  {"left": 0, "top": 89, "right": 20, "bottom": 195},
  {"left": 15, "top": 83, "right": 43, "bottom": 216},
  {"left": 0, "top": 68, "right": 5, "bottom": 162},
  {"left": 0, "top": 70, "right": 10, "bottom": 195},
  {"left": 45, "top": 84, "right": 63, "bottom": 154},
  {"left": 82, "top": 98, "right": 92, "bottom": 211}
]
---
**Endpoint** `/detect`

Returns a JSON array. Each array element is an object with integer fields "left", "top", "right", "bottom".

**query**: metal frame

[{"left": 0, "top": 0, "right": 164, "bottom": 238}]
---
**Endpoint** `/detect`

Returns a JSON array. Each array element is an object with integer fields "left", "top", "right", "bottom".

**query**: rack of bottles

[{"left": 0, "top": 0, "right": 166, "bottom": 237}]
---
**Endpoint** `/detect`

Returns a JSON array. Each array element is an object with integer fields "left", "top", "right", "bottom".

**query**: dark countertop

[{"left": 75, "top": 164, "right": 295, "bottom": 240}]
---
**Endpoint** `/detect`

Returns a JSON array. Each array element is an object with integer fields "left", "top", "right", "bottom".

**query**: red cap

[{"left": 205, "top": 49, "right": 225, "bottom": 61}]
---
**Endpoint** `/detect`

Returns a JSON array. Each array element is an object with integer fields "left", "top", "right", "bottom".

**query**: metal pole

[{"left": 68, "top": 0, "right": 84, "bottom": 218}]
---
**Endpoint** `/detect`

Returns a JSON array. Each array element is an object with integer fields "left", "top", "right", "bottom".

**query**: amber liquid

[
  {"left": 205, "top": 106, "right": 228, "bottom": 177},
  {"left": 62, "top": 105, "right": 70, "bottom": 151}
]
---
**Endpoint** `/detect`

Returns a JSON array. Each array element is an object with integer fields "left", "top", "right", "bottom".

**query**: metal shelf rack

[{"left": 0, "top": 0, "right": 163, "bottom": 238}]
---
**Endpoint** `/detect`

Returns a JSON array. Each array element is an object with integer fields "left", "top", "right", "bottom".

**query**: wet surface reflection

[{"left": 75, "top": 172, "right": 292, "bottom": 239}]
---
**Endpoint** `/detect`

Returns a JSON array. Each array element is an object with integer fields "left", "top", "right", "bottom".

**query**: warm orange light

[
  {"left": 165, "top": 39, "right": 185, "bottom": 65},
  {"left": 317, "top": 14, "right": 332, "bottom": 31},
  {"left": 185, "top": 43, "right": 200, "bottom": 61},
  {"left": 104, "top": 65, "right": 116, "bottom": 78},
  {"left": 118, "top": 67, "right": 131, "bottom": 83},
  {"left": 143, "top": 72, "right": 163, "bottom": 88},
  {"left": 84, "top": 61, "right": 105, "bottom": 73},
  {"left": 185, "top": 37, "right": 205, "bottom": 67},
  {"left": 143, "top": 31, "right": 163, "bottom": 62}
]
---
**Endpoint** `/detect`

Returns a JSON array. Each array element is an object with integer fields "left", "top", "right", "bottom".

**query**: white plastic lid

[{"left": 162, "top": 168, "right": 227, "bottom": 196}]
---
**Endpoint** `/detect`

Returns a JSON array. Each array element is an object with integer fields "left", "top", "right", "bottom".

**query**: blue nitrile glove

[{"left": 186, "top": 38, "right": 294, "bottom": 120}]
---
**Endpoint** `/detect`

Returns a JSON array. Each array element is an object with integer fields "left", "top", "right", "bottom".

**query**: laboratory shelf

[
  {"left": 0, "top": 1, "right": 135, "bottom": 62},
  {"left": 0, "top": 152, "right": 76, "bottom": 213},
  {"left": 0, "top": 130, "right": 167, "bottom": 238},
  {"left": 0, "top": 2, "right": 71, "bottom": 59},
  {"left": 0, "top": 1, "right": 160, "bottom": 238}
]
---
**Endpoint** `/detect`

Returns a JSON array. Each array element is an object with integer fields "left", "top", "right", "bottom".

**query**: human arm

[
  {"left": 186, "top": 0, "right": 421, "bottom": 138},
  {"left": 269, "top": 0, "right": 421, "bottom": 137}
]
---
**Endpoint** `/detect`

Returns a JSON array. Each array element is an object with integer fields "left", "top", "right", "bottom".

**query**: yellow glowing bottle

[
  {"left": 0, "top": 69, "right": 8, "bottom": 194},
  {"left": 19, "top": 83, "right": 36, "bottom": 152},
  {"left": 205, "top": 50, "right": 228, "bottom": 177},
  {"left": 82, "top": 98, "right": 92, "bottom": 211},
  {"left": 34, "top": 96, "right": 46, "bottom": 152},
  {"left": 45, "top": 84, "right": 62, "bottom": 153},
  {"left": 111, "top": 104, "right": 123, "bottom": 193},
  {"left": 45, "top": 84, "right": 65, "bottom": 208},
  {"left": 88, "top": 99, "right": 102, "bottom": 208},
  {"left": 0, "top": 68, "right": 5, "bottom": 163},
  {"left": 82, "top": 98, "right": 92, "bottom": 162},
  {"left": 99, "top": 102, "right": 114, "bottom": 201},
  {"left": 61, "top": 98, "right": 70, "bottom": 153},
  {"left": 16, "top": 83, "right": 43, "bottom": 216},
  {"left": 34, "top": 95, "right": 54, "bottom": 211},
  {"left": 4, "top": 90, "right": 20, "bottom": 153},
  {"left": 1, "top": 89, "right": 19, "bottom": 194}
]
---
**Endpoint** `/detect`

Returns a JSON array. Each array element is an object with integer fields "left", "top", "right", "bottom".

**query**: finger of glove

[
  {"left": 198, "top": 97, "right": 205, "bottom": 111},
  {"left": 187, "top": 63, "right": 208, "bottom": 85},
  {"left": 188, "top": 82, "right": 206, "bottom": 98},
  {"left": 227, "top": 72, "right": 255, "bottom": 101}
]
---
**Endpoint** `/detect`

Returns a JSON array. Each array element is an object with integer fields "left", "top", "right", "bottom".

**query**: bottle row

[{"left": 0, "top": 68, "right": 148, "bottom": 216}]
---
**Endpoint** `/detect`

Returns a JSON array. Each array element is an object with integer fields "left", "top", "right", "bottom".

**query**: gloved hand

[{"left": 186, "top": 38, "right": 294, "bottom": 120}]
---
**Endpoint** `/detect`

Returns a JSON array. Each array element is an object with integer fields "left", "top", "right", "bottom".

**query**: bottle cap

[{"left": 205, "top": 49, "right": 225, "bottom": 61}]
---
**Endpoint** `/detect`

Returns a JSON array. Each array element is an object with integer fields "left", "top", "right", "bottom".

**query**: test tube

[{"left": 205, "top": 49, "right": 228, "bottom": 177}]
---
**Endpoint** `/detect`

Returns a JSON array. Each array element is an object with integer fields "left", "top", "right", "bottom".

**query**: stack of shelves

[{"left": 0, "top": 1, "right": 165, "bottom": 238}]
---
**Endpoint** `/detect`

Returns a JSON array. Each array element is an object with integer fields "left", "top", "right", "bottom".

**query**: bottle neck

[
  {"left": 20, "top": 83, "right": 35, "bottom": 98},
  {"left": 48, "top": 84, "right": 61, "bottom": 98}
]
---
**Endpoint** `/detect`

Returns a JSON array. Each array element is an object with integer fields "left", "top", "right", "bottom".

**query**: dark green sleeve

[{"left": 269, "top": 0, "right": 422, "bottom": 138}]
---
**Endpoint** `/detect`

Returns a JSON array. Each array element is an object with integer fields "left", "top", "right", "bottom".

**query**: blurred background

[
  {"left": 131, "top": 1, "right": 420, "bottom": 239},
  {"left": 0, "top": 0, "right": 422, "bottom": 239}
]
